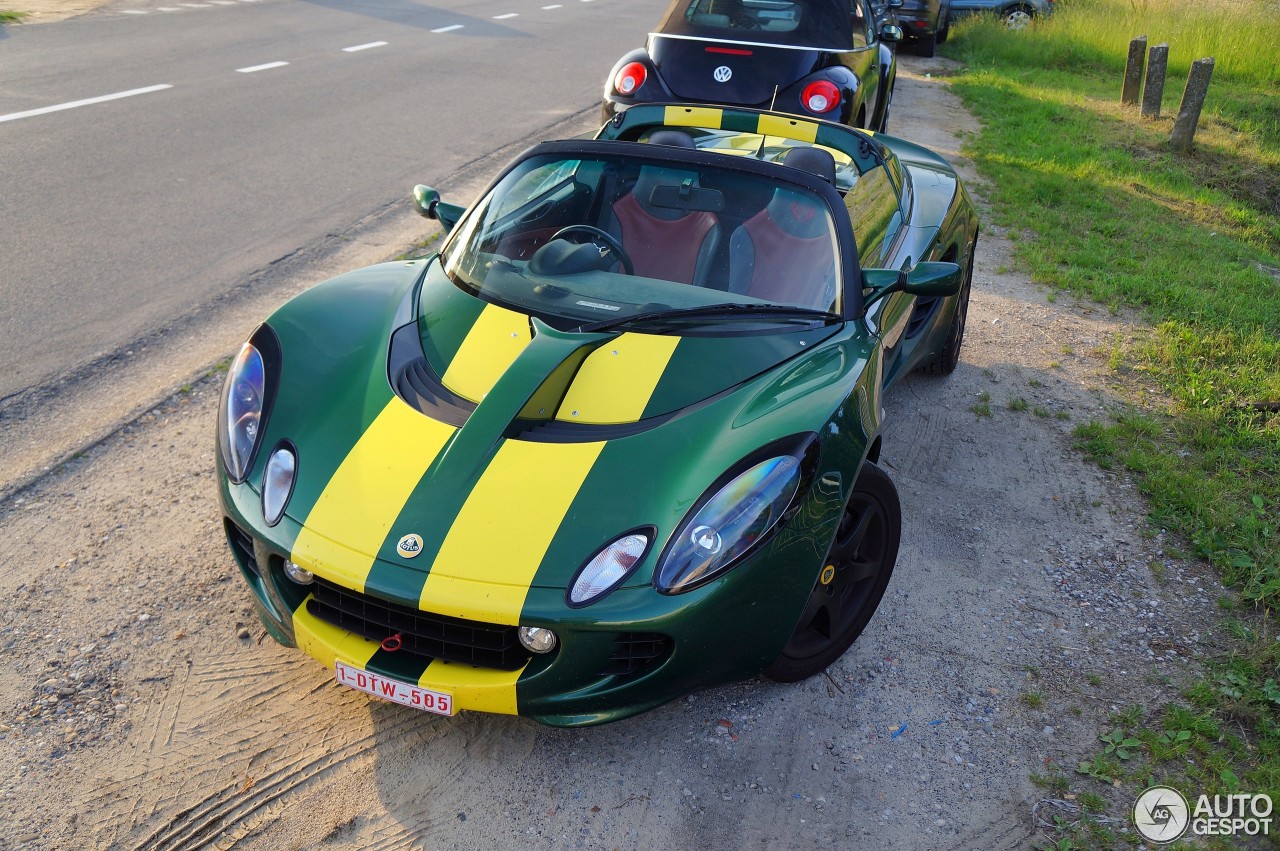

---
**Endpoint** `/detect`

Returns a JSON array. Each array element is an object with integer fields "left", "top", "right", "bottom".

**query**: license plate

[{"left": 334, "top": 661, "right": 455, "bottom": 716}]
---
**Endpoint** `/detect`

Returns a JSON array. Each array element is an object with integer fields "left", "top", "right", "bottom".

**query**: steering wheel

[{"left": 551, "top": 225, "right": 635, "bottom": 276}]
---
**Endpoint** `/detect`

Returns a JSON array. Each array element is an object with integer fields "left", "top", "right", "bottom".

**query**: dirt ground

[{"left": 0, "top": 58, "right": 1224, "bottom": 850}]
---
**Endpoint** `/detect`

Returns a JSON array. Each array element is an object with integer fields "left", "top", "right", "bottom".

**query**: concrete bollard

[
  {"left": 1171, "top": 57, "right": 1215, "bottom": 152},
  {"left": 1122, "top": 35, "right": 1147, "bottom": 105},
  {"left": 1142, "top": 43, "right": 1169, "bottom": 118}
]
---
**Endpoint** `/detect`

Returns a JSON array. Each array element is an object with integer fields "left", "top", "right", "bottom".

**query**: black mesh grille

[
  {"left": 307, "top": 578, "right": 531, "bottom": 670},
  {"left": 225, "top": 520, "right": 260, "bottom": 577},
  {"left": 598, "top": 632, "right": 672, "bottom": 678}
]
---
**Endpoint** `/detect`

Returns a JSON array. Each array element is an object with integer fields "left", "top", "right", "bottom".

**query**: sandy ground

[{"left": 0, "top": 58, "right": 1224, "bottom": 850}]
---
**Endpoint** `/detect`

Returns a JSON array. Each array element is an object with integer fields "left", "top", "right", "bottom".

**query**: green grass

[
  {"left": 943, "top": 0, "right": 1280, "bottom": 844},
  {"left": 0, "top": 10, "right": 28, "bottom": 22}
]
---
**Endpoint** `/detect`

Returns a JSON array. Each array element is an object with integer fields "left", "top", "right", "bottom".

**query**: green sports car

[{"left": 216, "top": 105, "right": 978, "bottom": 727}]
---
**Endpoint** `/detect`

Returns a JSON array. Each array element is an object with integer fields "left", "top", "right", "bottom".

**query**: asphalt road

[{"left": 0, "top": 0, "right": 661, "bottom": 402}]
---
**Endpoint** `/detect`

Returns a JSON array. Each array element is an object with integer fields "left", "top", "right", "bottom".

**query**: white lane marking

[
  {"left": 0, "top": 84, "right": 172, "bottom": 124},
  {"left": 542, "top": 3, "right": 562, "bottom": 7},
  {"left": 343, "top": 41, "right": 388, "bottom": 52},
  {"left": 493, "top": 12, "right": 517, "bottom": 19},
  {"left": 156, "top": 6, "right": 180, "bottom": 10},
  {"left": 209, "top": 0, "right": 237, "bottom": 4},
  {"left": 177, "top": 3, "right": 210, "bottom": 7},
  {"left": 430, "top": 24, "right": 463, "bottom": 33},
  {"left": 236, "top": 61, "right": 289, "bottom": 73},
  {"left": 121, "top": 9, "right": 147, "bottom": 13}
]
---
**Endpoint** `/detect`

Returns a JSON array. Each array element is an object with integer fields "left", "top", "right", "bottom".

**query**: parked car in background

[
  {"left": 603, "top": 0, "right": 902, "bottom": 133},
  {"left": 947, "top": 0, "right": 1052, "bottom": 29},
  {"left": 895, "top": 0, "right": 950, "bottom": 57}
]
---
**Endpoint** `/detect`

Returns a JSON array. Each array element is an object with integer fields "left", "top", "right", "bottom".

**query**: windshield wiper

[{"left": 576, "top": 303, "right": 839, "bottom": 334}]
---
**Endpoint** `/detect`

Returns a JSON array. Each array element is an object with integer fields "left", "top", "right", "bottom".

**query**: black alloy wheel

[{"left": 765, "top": 462, "right": 901, "bottom": 682}]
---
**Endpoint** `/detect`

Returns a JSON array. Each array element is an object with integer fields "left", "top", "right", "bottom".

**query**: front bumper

[{"left": 219, "top": 472, "right": 842, "bottom": 727}]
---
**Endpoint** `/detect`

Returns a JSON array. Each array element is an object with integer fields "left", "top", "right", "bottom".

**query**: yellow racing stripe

[
  {"left": 441, "top": 302, "right": 532, "bottom": 402},
  {"left": 420, "top": 439, "right": 606, "bottom": 625},
  {"left": 419, "top": 659, "right": 525, "bottom": 715},
  {"left": 293, "top": 595, "right": 380, "bottom": 669},
  {"left": 291, "top": 398, "right": 455, "bottom": 592},
  {"left": 758, "top": 114, "right": 819, "bottom": 143},
  {"left": 664, "top": 105, "right": 723, "bottom": 129},
  {"left": 555, "top": 333, "right": 680, "bottom": 424}
]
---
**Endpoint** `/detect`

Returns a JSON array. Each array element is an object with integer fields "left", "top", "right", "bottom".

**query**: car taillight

[
  {"left": 801, "top": 81, "right": 840, "bottom": 114},
  {"left": 614, "top": 62, "right": 647, "bottom": 95}
]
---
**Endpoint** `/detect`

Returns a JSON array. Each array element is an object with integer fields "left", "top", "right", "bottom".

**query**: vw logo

[{"left": 713, "top": 65, "right": 733, "bottom": 83}]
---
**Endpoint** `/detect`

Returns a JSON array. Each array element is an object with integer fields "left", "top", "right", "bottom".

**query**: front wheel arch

[{"left": 764, "top": 461, "right": 901, "bottom": 682}]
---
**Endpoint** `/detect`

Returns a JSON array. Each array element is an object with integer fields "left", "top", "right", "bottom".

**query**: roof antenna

[{"left": 769, "top": 84, "right": 779, "bottom": 112}]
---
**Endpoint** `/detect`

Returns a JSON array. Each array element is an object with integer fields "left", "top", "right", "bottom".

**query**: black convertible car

[{"left": 603, "top": 0, "right": 903, "bottom": 132}]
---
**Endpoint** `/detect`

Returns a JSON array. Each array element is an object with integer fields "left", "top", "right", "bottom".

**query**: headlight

[
  {"left": 220, "top": 343, "right": 265, "bottom": 482},
  {"left": 568, "top": 530, "right": 651, "bottom": 607},
  {"left": 261, "top": 443, "right": 296, "bottom": 526},
  {"left": 218, "top": 328, "right": 279, "bottom": 483},
  {"left": 655, "top": 455, "right": 803, "bottom": 594}
]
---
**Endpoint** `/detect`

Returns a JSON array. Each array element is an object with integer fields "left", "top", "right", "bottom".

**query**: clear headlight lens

[
  {"left": 655, "top": 456, "right": 802, "bottom": 594},
  {"left": 569, "top": 532, "right": 650, "bottom": 606},
  {"left": 221, "top": 342, "right": 265, "bottom": 482},
  {"left": 261, "top": 444, "right": 296, "bottom": 526}
]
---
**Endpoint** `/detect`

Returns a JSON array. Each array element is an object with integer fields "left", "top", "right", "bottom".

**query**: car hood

[
  {"left": 266, "top": 260, "right": 860, "bottom": 623},
  {"left": 649, "top": 35, "right": 822, "bottom": 106}
]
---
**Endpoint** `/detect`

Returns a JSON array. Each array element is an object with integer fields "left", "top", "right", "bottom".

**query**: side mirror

[
  {"left": 861, "top": 261, "right": 961, "bottom": 311},
  {"left": 412, "top": 184, "right": 466, "bottom": 233},
  {"left": 879, "top": 23, "right": 903, "bottom": 43},
  {"left": 412, "top": 184, "right": 440, "bottom": 219},
  {"left": 888, "top": 0, "right": 904, "bottom": 8},
  {"left": 903, "top": 261, "right": 963, "bottom": 296}
]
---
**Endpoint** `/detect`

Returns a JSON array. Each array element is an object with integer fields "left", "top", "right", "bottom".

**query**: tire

[
  {"left": 937, "top": 19, "right": 950, "bottom": 44},
  {"left": 1003, "top": 5, "right": 1034, "bottom": 29},
  {"left": 915, "top": 31, "right": 936, "bottom": 57},
  {"left": 764, "top": 462, "right": 901, "bottom": 683},
  {"left": 877, "top": 97, "right": 891, "bottom": 134},
  {"left": 920, "top": 237, "right": 975, "bottom": 375}
]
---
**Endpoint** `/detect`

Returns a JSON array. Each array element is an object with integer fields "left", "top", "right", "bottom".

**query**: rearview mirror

[
  {"left": 861, "top": 261, "right": 962, "bottom": 311},
  {"left": 879, "top": 23, "right": 903, "bottom": 44},
  {"left": 648, "top": 183, "right": 725, "bottom": 213},
  {"left": 411, "top": 184, "right": 465, "bottom": 233}
]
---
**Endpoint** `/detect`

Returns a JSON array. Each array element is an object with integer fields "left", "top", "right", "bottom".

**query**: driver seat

[{"left": 607, "top": 131, "right": 721, "bottom": 285}]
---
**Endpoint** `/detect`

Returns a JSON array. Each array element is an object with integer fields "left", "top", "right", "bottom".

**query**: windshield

[
  {"left": 654, "top": 0, "right": 854, "bottom": 50},
  {"left": 441, "top": 151, "right": 843, "bottom": 328}
]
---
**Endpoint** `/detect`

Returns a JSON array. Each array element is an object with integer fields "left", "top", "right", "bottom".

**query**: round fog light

[
  {"left": 518, "top": 626, "right": 558, "bottom": 654},
  {"left": 283, "top": 559, "right": 313, "bottom": 585}
]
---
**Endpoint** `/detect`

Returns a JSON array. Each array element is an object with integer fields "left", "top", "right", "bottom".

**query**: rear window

[{"left": 655, "top": 0, "right": 855, "bottom": 50}]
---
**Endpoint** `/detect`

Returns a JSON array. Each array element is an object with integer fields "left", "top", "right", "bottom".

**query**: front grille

[
  {"left": 225, "top": 519, "right": 260, "bottom": 577},
  {"left": 307, "top": 578, "right": 531, "bottom": 670},
  {"left": 598, "top": 632, "right": 672, "bottom": 679}
]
